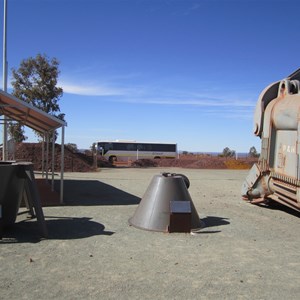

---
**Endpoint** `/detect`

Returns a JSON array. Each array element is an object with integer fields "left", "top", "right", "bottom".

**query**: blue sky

[{"left": 1, "top": 0, "right": 300, "bottom": 152}]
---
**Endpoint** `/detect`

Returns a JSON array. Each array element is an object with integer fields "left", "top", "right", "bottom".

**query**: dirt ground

[{"left": 1, "top": 168, "right": 299, "bottom": 299}]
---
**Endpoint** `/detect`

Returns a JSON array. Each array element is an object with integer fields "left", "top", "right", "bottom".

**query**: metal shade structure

[
  {"left": 0, "top": 89, "right": 65, "bottom": 132},
  {"left": 0, "top": 89, "right": 67, "bottom": 203}
]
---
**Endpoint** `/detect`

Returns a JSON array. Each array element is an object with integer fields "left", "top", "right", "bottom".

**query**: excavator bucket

[{"left": 242, "top": 68, "right": 300, "bottom": 212}]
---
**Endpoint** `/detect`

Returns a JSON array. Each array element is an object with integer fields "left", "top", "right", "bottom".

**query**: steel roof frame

[{"left": 0, "top": 89, "right": 67, "bottom": 203}]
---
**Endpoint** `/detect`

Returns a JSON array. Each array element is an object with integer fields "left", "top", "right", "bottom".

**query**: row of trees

[
  {"left": 220, "top": 146, "right": 259, "bottom": 158},
  {"left": 7, "top": 53, "right": 65, "bottom": 142},
  {"left": 182, "top": 147, "right": 259, "bottom": 158}
]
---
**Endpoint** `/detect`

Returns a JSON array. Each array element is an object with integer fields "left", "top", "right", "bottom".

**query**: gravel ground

[{"left": 1, "top": 168, "right": 299, "bottom": 300}]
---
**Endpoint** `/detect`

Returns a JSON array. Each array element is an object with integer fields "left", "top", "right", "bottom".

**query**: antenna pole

[{"left": 2, "top": 0, "right": 8, "bottom": 161}]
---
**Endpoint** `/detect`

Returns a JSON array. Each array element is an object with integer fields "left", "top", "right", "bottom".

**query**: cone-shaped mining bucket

[{"left": 129, "top": 173, "right": 202, "bottom": 232}]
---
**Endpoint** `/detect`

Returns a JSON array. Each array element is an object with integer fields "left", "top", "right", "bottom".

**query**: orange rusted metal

[{"left": 242, "top": 68, "right": 300, "bottom": 212}]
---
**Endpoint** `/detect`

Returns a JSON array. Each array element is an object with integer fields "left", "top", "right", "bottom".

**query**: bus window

[
  {"left": 105, "top": 143, "right": 113, "bottom": 151},
  {"left": 145, "top": 144, "right": 152, "bottom": 151},
  {"left": 127, "top": 143, "right": 135, "bottom": 151}
]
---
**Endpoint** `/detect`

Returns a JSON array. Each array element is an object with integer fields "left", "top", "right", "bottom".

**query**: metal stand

[
  {"left": 0, "top": 205, "right": 3, "bottom": 239},
  {"left": 22, "top": 164, "right": 48, "bottom": 238},
  {"left": 0, "top": 162, "right": 48, "bottom": 239}
]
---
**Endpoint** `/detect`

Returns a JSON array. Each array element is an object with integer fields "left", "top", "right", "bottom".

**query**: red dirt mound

[
  {"left": 2, "top": 143, "right": 95, "bottom": 172},
  {"left": 1, "top": 143, "right": 256, "bottom": 171},
  {"left": 132, "top": 156, "right": 256, "bottom": 169}
]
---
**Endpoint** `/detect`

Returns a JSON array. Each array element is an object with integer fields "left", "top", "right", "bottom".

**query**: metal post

[
  {"left": 51, "top": 130, "right": 55, "bottom": 192},
  {"left": 2, "top": 0, "right": 8, "bottom": 161},
  {"left": 42, "top": 134, "right": 45, "bottom": 177},
  {"left": 60, "top": 125, "right": 65, "bottom": 204},
  {"left": 45, "top": 132, "right": 49, "bottom": 180}
]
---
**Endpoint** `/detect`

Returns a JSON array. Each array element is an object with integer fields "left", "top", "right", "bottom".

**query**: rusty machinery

[{"left": 242, "top": 68, "right": 300, "bottom": 212}]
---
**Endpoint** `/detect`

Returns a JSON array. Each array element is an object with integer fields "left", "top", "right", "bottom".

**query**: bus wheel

[
  {"left": 109, "top": 156, "right": 117, "bottom": 163},
  {"left": 154, "top": 156, "right": 161, "bottom": 159}
]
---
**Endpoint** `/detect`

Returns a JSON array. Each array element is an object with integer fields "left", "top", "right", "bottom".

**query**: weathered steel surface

[
  {"left": 0, "top": 162, "right": 48, "bottom": 238},
  {"left": 242, "top": 68, "right": 300, "bottom": 211},
  {"left": 0, "top": 162, "right": 24, "bottom": 227},
  {"left": 129, "top": 173, "right": 202, "bottom": 232}
]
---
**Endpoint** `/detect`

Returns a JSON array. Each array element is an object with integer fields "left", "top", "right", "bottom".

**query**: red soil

[{"left": 1, "top": 143, "right": 256, "bottom": 171}]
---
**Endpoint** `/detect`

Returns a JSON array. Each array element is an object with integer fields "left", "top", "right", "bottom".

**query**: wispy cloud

[
  {"left": 184, "top": 3, "right": 202, "bottom": 16},
  {"left": 59, "top": 72, "right": 256, "bottom": 111},
  {"left": 59, "top": 78, "right": 145, "bottom": 96},
  {"left": 196, "top": 107, "right": 254, "bottom": 119},
  {"left": 121, "top": 97, "right": 255, "bottom": 108},
  {"left": 59, "top": 68, "right": 147, "bottom": 96},
  {"left": 60, "top": 81, "right": 255, "bottom": 112},
  {"left": 61, "top": 82, "right": 127, "bottom": 96}
]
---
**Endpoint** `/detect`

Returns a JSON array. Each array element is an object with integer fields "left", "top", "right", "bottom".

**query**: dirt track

[{"left": 1, "top": 168, "right": 299, "bottom": 299}]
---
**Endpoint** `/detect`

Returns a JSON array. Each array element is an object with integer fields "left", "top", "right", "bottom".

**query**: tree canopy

[
  {"left": 248, "top": 146, "right": 259, "bottom": 158},
  {"left": 7, "top": 122, "right": 27, "bottom": 142},
  {"left": 66, "top": 143, "right": 78, "bottom": 152},
  {"left": 9, "top": 53, "right": 65, "bottom": 142},
  {"left": 220, "top": 147, "right": 236, "bottom": 158}
]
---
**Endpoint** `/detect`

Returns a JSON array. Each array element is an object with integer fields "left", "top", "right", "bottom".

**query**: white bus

[{"left": 96, "top": 140, "right": 177, "bottom": 163}]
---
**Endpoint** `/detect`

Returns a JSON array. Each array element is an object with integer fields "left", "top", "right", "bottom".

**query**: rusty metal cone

[{"left": 129, "top": 173, "right": 202, "bottom": 232}]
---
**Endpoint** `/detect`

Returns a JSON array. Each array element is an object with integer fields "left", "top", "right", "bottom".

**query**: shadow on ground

[
  {"left": 56, "top": 179, "right": 141, "bottom": 206},
  {"left": 0, "top": 216, "right": 114, "bottom": 244},
  {"left": 202, "top": 216, "right": 230, "bottom": 227},
  {"left": 196, "top": 216, "right": 230, "bottom": 234},
  {"left": 254, "top": 201, "right": 300, "bottom": 217}
]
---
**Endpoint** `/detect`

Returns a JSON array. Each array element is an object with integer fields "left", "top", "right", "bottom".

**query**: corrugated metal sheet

[{"left": 0, "top": 89, "right": 66, "bottom": 133}]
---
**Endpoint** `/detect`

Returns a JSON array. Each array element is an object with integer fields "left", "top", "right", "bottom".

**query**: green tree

[
  {"left": 10, "top": 53, "right": 65, "bottom": 141},
  {"left": 220, "top": 147, "right": 236, "bottom": 158},
  {"left": 248, "top": 146, "right": 259, "bottom": 158},
  {"left": 66, "top": 143, "right": 78, "bottom": 152},
  {"left": 7, "top": 121, "right": 27, "bottom": 142}
]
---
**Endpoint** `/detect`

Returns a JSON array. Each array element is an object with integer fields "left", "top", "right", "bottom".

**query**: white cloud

[
  {"left": 120, "top": 97, "right": 255, "bottom": 108},
  {"left": 60, "top": 82, "right": 129, "bottom": 96},
  {"left": 59, "top": 75, "right": 256, "bottom": 110}
]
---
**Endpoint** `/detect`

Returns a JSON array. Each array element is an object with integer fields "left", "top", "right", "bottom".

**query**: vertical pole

[
  {"left": 2, "top": 0, "right": 8, "bottom": 161},
  {"left": 51, "top": 130, "right": 55, "bottom": 191},
  {"left": 42, "top": 134, "right": 45, "bottom": 177},
  {"left": 60, "top": 125, "right": 64, "bottom": 204},
  {"left": 45, "top": 132, "right": 49, "bottom": 180},
  {"left": 93, "top": 143, "right": 97, "bottom": 169}
]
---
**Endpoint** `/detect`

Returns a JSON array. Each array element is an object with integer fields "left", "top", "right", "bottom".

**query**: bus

[{"left": 96, "top": 140, "right": 177, "bottom": 163}]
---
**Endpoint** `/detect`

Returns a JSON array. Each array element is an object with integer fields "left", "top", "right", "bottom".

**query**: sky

[{"left": 1, "top": 0, "right": 300, "bottom": 153}]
